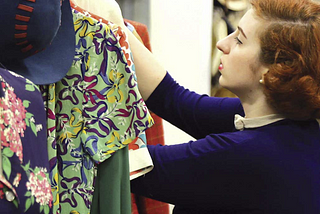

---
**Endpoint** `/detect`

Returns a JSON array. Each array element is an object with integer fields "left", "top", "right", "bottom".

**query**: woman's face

[{"left": 217, "top": 9, "right": 268, "bottom": 99}]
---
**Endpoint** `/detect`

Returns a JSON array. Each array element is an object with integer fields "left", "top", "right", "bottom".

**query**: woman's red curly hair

[{"left": 251, "top": 0, "right": 320, "bottom": 120}]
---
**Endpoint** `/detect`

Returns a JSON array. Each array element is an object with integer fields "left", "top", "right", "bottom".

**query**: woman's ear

[{"left": 259, "top": 67, "right": 269, "bottom": 84}]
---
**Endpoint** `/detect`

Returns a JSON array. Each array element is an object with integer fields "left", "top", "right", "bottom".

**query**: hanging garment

[
  {"left": 39, "top": 6, "right": 153, "bottom": 213},
  {"left": 124, "top": 19, "right": 169, "bottom": 214},
  {"left": 0, "top": 68, "right": 52, "bottom": 213},
  {"left": 69, "top": 4, "right": 159, "bottom": 214}
]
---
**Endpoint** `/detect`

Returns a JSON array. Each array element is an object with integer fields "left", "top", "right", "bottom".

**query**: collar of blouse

[{"left": 234, "top": 114, "right": 286, "bottom": 131}]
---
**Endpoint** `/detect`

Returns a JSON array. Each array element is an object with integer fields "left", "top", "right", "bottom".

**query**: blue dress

[{"left": 0, "top": 68, "right": 52, "bottom": 214}]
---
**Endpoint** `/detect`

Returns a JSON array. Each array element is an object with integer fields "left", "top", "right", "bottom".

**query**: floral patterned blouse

[
  {"left": 0, "top": 68, "right": 52, "bottom": 214},
  {"left": 39, "top": 8, "right": 153, "bottom": 214}
]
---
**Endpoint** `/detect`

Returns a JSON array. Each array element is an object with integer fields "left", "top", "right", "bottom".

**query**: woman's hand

[{"left": 72, "top": 0, "right": 125, "bottom": 28}]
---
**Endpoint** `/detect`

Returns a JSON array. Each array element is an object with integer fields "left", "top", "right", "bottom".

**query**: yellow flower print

[
  {"left": 74, "top": 17, "right": 96, "bottom": 40},
  {"left": 106, "top": 69, "right": 125, "bottom": 103}
]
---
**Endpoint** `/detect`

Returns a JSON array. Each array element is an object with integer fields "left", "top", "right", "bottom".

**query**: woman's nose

[{"left": 216, "top": 37, "right": 230, "bottom": 54}]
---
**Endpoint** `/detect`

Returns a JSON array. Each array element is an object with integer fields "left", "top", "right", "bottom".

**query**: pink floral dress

[{"left": 0, "top": 68, "right": 52, "bottom": 214}]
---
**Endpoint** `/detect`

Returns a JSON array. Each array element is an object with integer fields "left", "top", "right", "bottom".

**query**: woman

[{"left": 101, "top": 0, "right": 320, "bottom": 213}]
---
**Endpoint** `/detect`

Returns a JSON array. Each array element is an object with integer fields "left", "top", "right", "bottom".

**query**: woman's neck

[{"left": 240, "top": 94, "right": 277, "bottom": 118}]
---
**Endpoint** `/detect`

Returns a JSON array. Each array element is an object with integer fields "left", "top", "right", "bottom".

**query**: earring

[{"left": 259, "top": 79, "right": 264, "bottom": 84}]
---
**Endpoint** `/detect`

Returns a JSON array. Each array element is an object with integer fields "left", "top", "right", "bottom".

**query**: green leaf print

[
  {"left": 25, "top": 78, "right": 39, "bottom": 90},
  {"left": 37, "top": 174, "right": 44, "bottom": 181},
  {"left": 25, "top": 111, "right": 37, "bottom": 135},
  {"left": 25, "top": 198, "right": 32, "bottom": 212},
  {"left": 2, "top": 156, "right": 11, "bottom": 178},
  {"left": 13, "top": 199, "right": 18, "bottom": 208},
  {"left": 3, "top": 147, "right": 14, "bottom": 157},
  {"left": 25, "top": 83, "right": 36, "bottom": 92},
  {"left": 23, "top": 100, "right": 31, "bottom": 108},
  {"left": 21, "top": 161, "right": 30, "bottom": 172},
  {"left": 30, "top": 122, "right": 37, "bottom": 136},
  {"left": 25, "top": 118, "right": 30, "bottom": 127},
  {"left": 44, "top": 205, "right": 50, "bottom": 214},
  {"left": 26, "top": 112, "right": 33, "bottom": 119},
  {"left": 25, "top": 112, "right": 33, "bottom": 127}
]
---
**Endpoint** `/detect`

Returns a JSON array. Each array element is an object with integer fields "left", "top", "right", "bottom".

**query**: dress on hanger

[
  {"left": 39, "top": 6, "right": 153, "bottom": 213},
  {"left": 0, "top": 68, "right": 52, "bottom": 213}
]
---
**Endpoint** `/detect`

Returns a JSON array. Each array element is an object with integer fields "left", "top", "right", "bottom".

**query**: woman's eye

[{"left": 234, "top": 37, "right": 243, "bottom": 45}]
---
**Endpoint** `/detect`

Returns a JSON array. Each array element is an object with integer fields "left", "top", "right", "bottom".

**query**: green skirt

[{"left": 91, "top": 147, "right": 131, "bottom": 214}]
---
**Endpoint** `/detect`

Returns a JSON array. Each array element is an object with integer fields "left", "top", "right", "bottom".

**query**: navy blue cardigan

[{"left": 131, "top": 72, "right": 320, "bottom": 214}]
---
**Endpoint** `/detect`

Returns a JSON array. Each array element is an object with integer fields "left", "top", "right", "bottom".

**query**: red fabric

[
  {"left": 124, "top": 19, "right": 152, "bottom": 52},
  {"left": 125, "top": 19, "right": 169, "bottom": 214}
]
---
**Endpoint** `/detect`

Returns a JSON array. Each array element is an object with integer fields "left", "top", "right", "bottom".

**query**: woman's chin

[{"left": 218, "top": 77, "right": 227, "bottom": 88}]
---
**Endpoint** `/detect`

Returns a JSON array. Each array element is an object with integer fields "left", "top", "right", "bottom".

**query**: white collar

[{"left": 234, "top": 114, "right": 286, "bottom": 131}]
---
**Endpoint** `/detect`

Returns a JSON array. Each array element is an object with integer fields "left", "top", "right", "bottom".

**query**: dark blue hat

[{"left": 0, "top": 0, "right": 75, "bottom": 85}]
